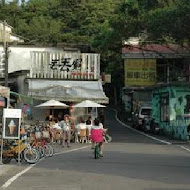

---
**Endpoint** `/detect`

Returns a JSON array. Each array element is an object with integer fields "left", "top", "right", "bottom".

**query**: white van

[{"left": 132, "top": 106, "right": 152, "bottom": 129}]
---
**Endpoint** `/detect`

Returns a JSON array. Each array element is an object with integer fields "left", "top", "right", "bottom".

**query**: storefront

[{"left": 0, "top": 45, "right": 109, "bottom": 122}]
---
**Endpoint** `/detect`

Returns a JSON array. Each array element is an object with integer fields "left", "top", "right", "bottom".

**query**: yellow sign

[{"left": 125, "top": 59, "right": 156, "bottom": 86}]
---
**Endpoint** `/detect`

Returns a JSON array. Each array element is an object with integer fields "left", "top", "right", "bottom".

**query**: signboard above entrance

[{"left": 30, "top": 52, "right": 100, "bottom": 80}]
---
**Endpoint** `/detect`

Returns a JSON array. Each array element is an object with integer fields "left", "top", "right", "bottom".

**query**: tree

[{"left": 110, "top": 0, "right": 190, "bottom": 45}]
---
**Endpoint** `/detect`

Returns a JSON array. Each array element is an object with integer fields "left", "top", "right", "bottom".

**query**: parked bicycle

[
  {"left": 2, "top": 140, "right": 40, "bottom": 164},
  {"left": 31, "top": 136, "right": 54, "bottom": 158}
]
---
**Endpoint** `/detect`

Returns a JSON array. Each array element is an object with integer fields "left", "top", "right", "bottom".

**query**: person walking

[{"left": 61, "top": 115, "right": 71, "bottom": 148}]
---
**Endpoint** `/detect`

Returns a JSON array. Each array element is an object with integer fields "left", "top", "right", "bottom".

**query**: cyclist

[{"left": 91, "top": 118, "right": 104, "bottom": 157}]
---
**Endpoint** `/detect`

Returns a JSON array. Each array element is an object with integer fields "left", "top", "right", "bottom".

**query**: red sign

[{"left": 0, "top": 100, "right": 5, "bottom": 107}]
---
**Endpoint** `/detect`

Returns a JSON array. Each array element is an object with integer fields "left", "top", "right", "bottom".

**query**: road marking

[
  {"left": 1, "top": 145, "right": 88, "bottom": 189},
  {"left": 2, "top": 165, "right": 34, "bottom": 189},
  {"left": 113, "top": 108, "right": 190, "bottom": 154},
  {"left": 180, "top": 145, "right": 190, "bottom": 152},
  {"left": 54, "top": 145, "right": 89, "bottom": 156},
  {"left": 114, "top": 109, "right": 172, "bottom": 145}
]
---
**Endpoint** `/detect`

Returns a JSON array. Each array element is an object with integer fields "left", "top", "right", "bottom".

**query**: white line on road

[
  {"left": 180, "top": 145, "right": 190, "bottom": 152},
  {"left": 114, "top": 109, "right": 172, "bottom": 145},
  {"left": 2, "top": 165, "right": 34, "bottom": 189},
  {"left": 54, "top": 145, "right": 90, "bottom": 156},
  {"left": 1, "top": 145, "right": 89, "bottom": 189}
]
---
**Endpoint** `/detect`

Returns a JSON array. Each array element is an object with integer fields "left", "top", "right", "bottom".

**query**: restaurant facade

[{"left": 0, "top": 44, "right": 109, "bottom": 121}]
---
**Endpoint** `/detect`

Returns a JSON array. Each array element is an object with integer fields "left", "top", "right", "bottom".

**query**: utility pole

[{"left": 3, "top": 20, "right": 8, "bottom": 87}]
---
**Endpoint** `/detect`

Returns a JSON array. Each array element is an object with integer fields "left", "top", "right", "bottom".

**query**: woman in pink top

[{"left": 91, "top": 119, "right": 104, "bottom": 156}]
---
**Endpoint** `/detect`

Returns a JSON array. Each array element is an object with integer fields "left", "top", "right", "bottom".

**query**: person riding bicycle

[{"left": 91, "top": 118, "right": 105, "bottom": 157}]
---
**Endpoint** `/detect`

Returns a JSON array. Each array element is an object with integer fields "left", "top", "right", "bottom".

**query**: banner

[{"left": 125, "top": 59, "right": 156, "bottom": 86}]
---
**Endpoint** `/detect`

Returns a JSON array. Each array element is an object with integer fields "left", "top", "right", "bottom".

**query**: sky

[{"left": 5, "top": 0, "right": 29, "bottom": 4}]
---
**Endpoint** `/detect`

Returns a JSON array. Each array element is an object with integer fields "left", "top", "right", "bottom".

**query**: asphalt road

[{"left": 1, "top": 108, "right": 190, "bottom": 190}]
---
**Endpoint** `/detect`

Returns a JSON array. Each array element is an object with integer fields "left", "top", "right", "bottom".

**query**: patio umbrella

[
  {"left": 73, "top": 100, "right": 106, "bottom": 108},
  {"left": 73, "top": 100, "right": 106, "bottom": 120},
  {"left": 36, "top": 99, "right": 68, "bottom": 109},
  {"left": 35, "top": 99, "right": 69, "bottom": 118}
]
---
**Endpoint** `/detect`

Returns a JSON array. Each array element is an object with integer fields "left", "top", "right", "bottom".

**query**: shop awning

[{"left": 28, "top": 79, "right": 109, "bottom": 104}]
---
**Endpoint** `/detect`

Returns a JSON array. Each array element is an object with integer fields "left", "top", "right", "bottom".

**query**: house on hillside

[{"left": 0, "top": 21, "right": 24, "bottom": 43}]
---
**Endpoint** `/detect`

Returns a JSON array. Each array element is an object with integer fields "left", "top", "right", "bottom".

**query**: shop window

[{"left": 160, "top": 93, "right": 169, "bottom": 122}]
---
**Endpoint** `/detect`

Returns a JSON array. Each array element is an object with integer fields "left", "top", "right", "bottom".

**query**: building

[
  {"left": 0, "top": 44, "right": 108, "bottom": 121},
  {"left": 152, "top": 83, "right": 190, "bottom": 140},
  {"left": 0, "top": 21, "right": 108, "bottom": 123},
  {"left": 0, "top": 21, "right": 24, "bottom": 43},
  {"left": 122, "top": 43, "right": 190, "bottom": 139}
]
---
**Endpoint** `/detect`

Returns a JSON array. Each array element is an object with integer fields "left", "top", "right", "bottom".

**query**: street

[{"left": 1, "top": 108, "right": 190, "bottom": 190}]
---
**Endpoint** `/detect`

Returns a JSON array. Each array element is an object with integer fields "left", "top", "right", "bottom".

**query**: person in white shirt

[
  {"left": 52, "top": 120, "right": 61, "bottom": 130},
  {"left": 77, "top": 118, "right": 87, "bottom": 143}
]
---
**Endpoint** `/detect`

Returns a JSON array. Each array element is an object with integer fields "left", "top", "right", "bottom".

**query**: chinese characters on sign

[
  {"left": 49, "top": 58, "right": 82, "bottom": 72},
  {"left": 125, "top": 59, "right": 156, "bottom": 86},
  {"left": 30, "top": 52, "right": 100, "bottom": 79}
]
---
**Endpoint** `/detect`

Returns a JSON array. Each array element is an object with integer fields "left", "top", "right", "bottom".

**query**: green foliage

[
  {"left": 0, "top": 0, "right": 189, "bottom": 95},
  {"left": 114, "top": 0, "right": 190, "bottom": 44},
  {"left": 145, "top": 0, "right": 190, "bottom": 43}
]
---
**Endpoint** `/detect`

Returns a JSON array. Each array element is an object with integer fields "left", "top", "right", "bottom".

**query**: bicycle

[
  {"left": 39, "top": 138, "right": 54, "bottom": 157},
  {"left": 94, "top": 142, "right": 102, "bottom": 159},
  {"left": 2, "top": 140, "right": 40, "bottom": 164},
  {"left": 31, "top": 128, "right": 54, "bottom": 157}
]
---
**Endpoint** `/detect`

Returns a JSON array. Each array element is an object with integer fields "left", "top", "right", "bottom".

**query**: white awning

[{"left": 28, "top": 79, "right": 109, "bottom": 104}]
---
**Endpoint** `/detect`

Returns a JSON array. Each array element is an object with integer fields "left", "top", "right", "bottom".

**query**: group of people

[{"left": 26, "top": 113, "right": 107, "bottom": 156}]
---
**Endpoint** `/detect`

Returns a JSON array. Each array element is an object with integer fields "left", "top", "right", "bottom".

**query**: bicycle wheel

[
  {"left": 2, "top": 156, "right": 12, "bottom": 164},
  {"left": 105, "top": 134, "right": 112, "bottom": 143},
  {"left": 37, "top": 146, "right": 45, "bottom": 158},
  {"left": 94, "top": 144, "right": 100, "bottom": 159},
  {"left": 23, "top": 148, "right": 40, "bottom": 164},
  {"left": 47, "top": 145, "right": 54, "bottom": 157},
  {"left": 15, "top": 152, "right": 24, "bottom": 162},
  {"left": 43, "top": 145, "right": 50, "bottom": 157}
]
